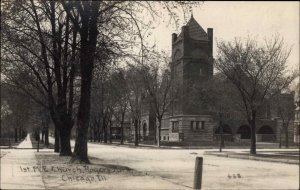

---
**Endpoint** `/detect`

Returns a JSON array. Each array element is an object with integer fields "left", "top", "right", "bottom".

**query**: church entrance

[
  {"left": 214, "top": 124, "right": 233, "bottom": 141},
  {"left": 257, "top": 125, "right": 275, "bottom": 142},
  {"left": 237, "top": 125, "right": 251, "bottom": 139}
]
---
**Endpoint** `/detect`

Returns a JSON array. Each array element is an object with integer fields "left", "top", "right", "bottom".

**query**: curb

[
  {"left": 88, "top": 141, "right": 180, "bottom": 149},
  {"left": 204, "top": 151, "right": 299, "bottom": 165}
]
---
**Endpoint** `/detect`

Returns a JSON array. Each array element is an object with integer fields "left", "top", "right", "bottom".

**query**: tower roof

[
  {"left": 177, "top": 16, "right": 208, "bottom": 41},
  {"left": 186, "top": 16, "right": 208, "bottom": 40}
]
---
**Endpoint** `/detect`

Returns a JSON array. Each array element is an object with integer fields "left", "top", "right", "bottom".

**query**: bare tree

[
  {"left": 198, "top": 74, "right": 244, "bottom": 152},
  {"left": 124, "top": 66, "right": 144, "bottom": 146},
  {"left": 215, "top": 36, "right": 297, "bottom": 154},
  {"left": 2, "top": 1, "right": 79, "bottom": 155},
  {"left": 108, "top": 69, "right": 129, "bottom": 145},
  {"left": 275, "top": 93, "right": 295, "bottom": 148},
  {"left": 135, "top": 51, "right": 173, "bottom": 147}
]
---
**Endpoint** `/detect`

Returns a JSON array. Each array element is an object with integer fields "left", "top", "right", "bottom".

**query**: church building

[{"left": 138, "top": 15, "right": 295, "bottom": 145}]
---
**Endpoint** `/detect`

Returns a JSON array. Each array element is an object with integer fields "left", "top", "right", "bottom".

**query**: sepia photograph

[{"left": 1, "top": 1, "right": 299, "bottom": 189}]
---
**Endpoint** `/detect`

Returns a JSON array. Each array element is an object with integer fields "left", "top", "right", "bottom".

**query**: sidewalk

[
  {"left": 17, "top": 134, "right": 33, "bottom": 148},
  {"left": 1, "top": 134, "right": 45, "bottom": 189},
  {"left": 204, "top": 150, "right": 299, "bottom": 165},
  {"left": 49, "top": 136, "right": 182, "bottom": 149}
]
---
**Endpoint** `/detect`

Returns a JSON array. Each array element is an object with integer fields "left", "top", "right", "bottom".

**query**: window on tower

[
  {"left": 190, "top": 121, "right": 194, "bottom": 130},
  {"left": 190, "top": 121, "right": 205, "bottom": 131},
  {"left": 201, "top": 121, "right": 205, "bottom": 129},
  {"left": 196, "top": 121, "right": 200, "bottom": 130}
]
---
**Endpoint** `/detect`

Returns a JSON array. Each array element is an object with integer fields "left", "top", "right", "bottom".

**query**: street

[
  {"left": 49, "top": 137, "right": 299, "bottom": 189},
  {"left": 87, "top": 143, "right": 299, "bottom": 189},
  {"left": 1, "top": 136, "right": 298, "bottom": 190}
]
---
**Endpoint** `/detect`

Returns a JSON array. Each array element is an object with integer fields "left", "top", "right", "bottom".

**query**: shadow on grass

[
  {"left": 0, "top": 138, "right": 24, "bottom": 148},
  {"left": 90, "top": 160, "right": 134, "bottom": 171},
  {"left": 35, "top": 153, "right": 144, "bottom": 176}
]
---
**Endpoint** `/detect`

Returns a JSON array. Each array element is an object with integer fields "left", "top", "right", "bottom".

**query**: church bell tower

[
  {"left": 170, "top": 15, "right": 214, "bottom": 115},
  {"left": 167, "top": 15, "right": 214, "bottom": 143}
]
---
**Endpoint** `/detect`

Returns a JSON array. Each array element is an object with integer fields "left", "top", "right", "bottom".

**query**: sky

[{"left": 149, "top": 1, "right": 299, "bottom": 72}]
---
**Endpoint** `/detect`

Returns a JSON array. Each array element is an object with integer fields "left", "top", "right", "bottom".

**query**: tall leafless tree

[
  {"left": 135, "top": 50, "right": 173, "bottom": 147},
  {"left": 215, "top": 36, "right": 297, "bottom": 154},
  {"left": 2, "top": 1, "right": 79, "bottom": 155},
  {"left": 275, "top": 93, "right": 295, "bottom": 148}
]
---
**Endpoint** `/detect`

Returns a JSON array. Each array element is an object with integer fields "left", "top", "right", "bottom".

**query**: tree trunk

[
  {"left": 22, "top": 129, "right": 25, "bottom": 139},
  {"left": 218, "top": 112, "right": 224, "bottom": 152},
  {"left": 120, "top": 112, "right": 125, "bottom": 145},
  {"left": 154, "top": 127, "right": 157, "bottom": 144},
  {"left": 89, "top": 125, "right": 92, "bottom": 142},
  {"left": 138, "top": 120, "right": 141, "bottom": 142},
  {"left": 72, "top": 126, "right": 89, "bottom": 163},
  {"left": 70, "top": 1, "right": 100, "bottom": 164},
  {"left": 97, "top": 117, "right": 102, "bottom": 142},
  {"left": 134, "top": 119, "right": 139, "bottom": 146},
  {"left": 103, "top": 119, "right": 107, "bottom": 143},
  {"left": 14, "top": 128, "right": 18, "bottom": 142},
  {"left": 54, "top": 127, "right": 60, "bottom": 153},
  {"left": 41, "top": 130, "right": 45, "bottom": 143},
  {"left": 219, "top": 120, "right": 223, "bottom": 152},
  {"left": 60, "top": 125, "right": 72, "bottom": 156},
  {"left": 72, "top": 49, "right": 92, "bottom": 162},
  {"left": 94, "top": 128, "right": 97, "bottom": 142},
  {"left": 37, "top": 132, "right": 40, "bottom": 152},
  {"left": 8, "top": 129, "right": 11, "bottom": 147},
  {"left": 19, "top": 126, "right": 22, "bottom": 141},
  {"left": 98, "top": 131, "right": 101, "bottom": 142},
  {"left": 285, "top": 124, "right": 289, "bottom": 148},
  {"left": 250, "top": 110, "right": 256, "bottom": 155},
  {"left": 93, "top": 123, "right": 97, "bottom": 142},
  {"left": 279, "top": 128, "right": 282, "bottom": 148},
  {"left": 109, "top": 120, "right": 112, "bottom": 144},
  {"left": 35, "top": 131, "right": 38, "bottom": 141},
  {"left": 99, "top": 80, "right": 104, "bottom": 143},
  {"left": 72, "top": 30, "right": 93, "bottom": 163},
  {"left": 157, "top": 118, "right": 162, "bottom": 147},
  {"left": 93, "top": 129, "right": 96, "bottom": 142},
  {"left": 157, "top": 124, "right": 161, "bottom": 147},
  {"left": 45, "top": 128, "right": 49, "bottom": 147}
]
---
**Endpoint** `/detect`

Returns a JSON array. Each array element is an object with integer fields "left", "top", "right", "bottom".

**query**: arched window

[{"left": 257, "top": 125, "right": 274, "bottom": 134}]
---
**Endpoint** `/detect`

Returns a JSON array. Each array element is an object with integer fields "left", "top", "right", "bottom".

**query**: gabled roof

[{"left": 177, "top": 15, "right": 208, "bottom": 41}]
